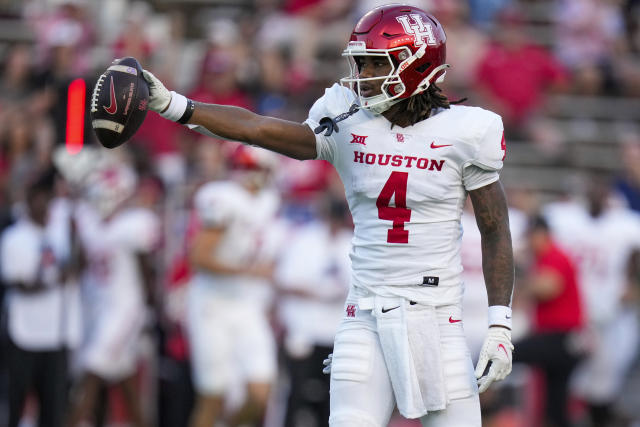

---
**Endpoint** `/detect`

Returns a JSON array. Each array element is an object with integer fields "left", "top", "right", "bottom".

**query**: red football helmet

[
  {"left": 341, "top": 4, "right": 449, "bottom": 114},
  {"left": 228, "top": 144, "right": 278, "bottom": 172}
]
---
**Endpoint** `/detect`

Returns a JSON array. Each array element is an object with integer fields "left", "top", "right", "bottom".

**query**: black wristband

[{"left": 177, "top": 99, "right": 195, "bottom": 124}]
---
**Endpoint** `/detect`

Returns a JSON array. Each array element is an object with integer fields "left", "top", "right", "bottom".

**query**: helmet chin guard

[{"left": 341, "top": 5, "right": 449, "bottom": 114}]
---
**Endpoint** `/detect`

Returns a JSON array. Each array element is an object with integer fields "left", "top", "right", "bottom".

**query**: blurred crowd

[{"left": 0, "top": 0, "right": 639, "bottom": 426}]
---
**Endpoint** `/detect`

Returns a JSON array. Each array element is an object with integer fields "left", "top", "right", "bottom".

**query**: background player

[
  {"left": 186, "top": 144, "right": 281, "bottom": 427},
  {"left": 58, "top": 151, "right": 160, "bottom": 427},
  {"left": 141, "top": 4, "right": 515, "bottom": 426},
  {"left": 545, "top": 176, "right": 640, "bottom": 426}
]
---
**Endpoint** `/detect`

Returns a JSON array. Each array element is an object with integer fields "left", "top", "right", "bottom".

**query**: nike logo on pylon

[
  {"left": 103, "top": 75, "right": 117, "bottom": 115},
  {"left": 449, "top": 316, "right": 462, "bottom": 323},
  {"left": 381, "top": 306, "right": 400, "bottom": 313},
  {"left": 498, "top": 343, "right": 509, "bottom": 358},
  {"left": 430, "top": 142, "right": 452, "bottom": 149}
]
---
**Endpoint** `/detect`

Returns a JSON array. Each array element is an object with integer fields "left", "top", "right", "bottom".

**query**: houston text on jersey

[{"left": 353, "top": 150, "right": 445, "bottom": 171}]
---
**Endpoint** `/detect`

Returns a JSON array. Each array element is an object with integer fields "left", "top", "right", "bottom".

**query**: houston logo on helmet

[{"left": 396, "top": 14, "right": 437, "bottom": 47}]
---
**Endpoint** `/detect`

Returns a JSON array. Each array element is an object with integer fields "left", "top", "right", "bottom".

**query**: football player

[
  {"left": 545, "top": 177, "right": 640, "bottom": 426},
  {"left": 186, "top": 144, "right": 280, "bottom": 427},
  {"left": 66, "top": 161, "right": 160, "bottom": 427},
  {"left": 142, "top": 5, "right": 514, "bottom": 426}
]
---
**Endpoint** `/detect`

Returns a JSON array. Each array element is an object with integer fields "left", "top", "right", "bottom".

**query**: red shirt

[
  {"left": 475, "top": 43, "right": 567, "bottom": 124},
  {"left": 534, "top": 243, "right": 584, "bottom": 332}
]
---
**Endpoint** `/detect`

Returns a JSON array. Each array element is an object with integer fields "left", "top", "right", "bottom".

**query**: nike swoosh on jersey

[
  {"left": 430, "top": 142, "right": 452, "bottom": 149},
  {"left": 103, "top": 75, "right": 117, "bottom": 115},
  {"left": 381, "top": 306, "right": 400, "bottom": 313},
  {"left": 448, "top": 316, "right": 462, "bottom": 323}
]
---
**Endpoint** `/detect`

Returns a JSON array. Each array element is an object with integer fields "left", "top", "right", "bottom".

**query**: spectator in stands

[
  {"left": 112, "top": 1, "right": 153, "bottom": 67},
  {"left": 274, "top": 193, "right": 352, "bottom": 427},
  {"left": 26, "top": 0, "right": 96, "bottom": 77},
  {"left": 0, "top": 44, "right": 36, "bottom": 112},
  {"left": 0, "top": 109, "right": 53, "bottom": 208},
  {"left": 466, "top": 0, "right": 512, "bottom": 31},
  {"left": 1, "top": 170, "right": 81, "bottom": 427},
  {"left": 474, "top": 7, "right": 568, "bottom": 136},
  {"left": 188, "top": 19, "right": 253, "bottom": 111},
  {"left": 513, "top": 215, "right": 586, "bottom": 427},
  {"left": 113, "top": 2, "right": 188, "bottom": 166},
  {"left": 435, "top": 0, "right": 489, "bottom": 95},
  {"left": 32, "top": 16, "right": 90, "bottom": 148},
  {"left": 554, "top": 0, "right": 625, "bottom": 95},
  {"left": 256, "top": 0, "right": 353, "bottom": 96},
  {"left": 614, "top": 136, "right": 640, "bottom": 212}
]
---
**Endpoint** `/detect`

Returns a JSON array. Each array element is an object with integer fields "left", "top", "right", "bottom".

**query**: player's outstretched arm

[
  {"left": 469, "top": 180, "right": 515, "bottom": 393},
  {"left": 143, "top": 70, "right": 318, "bottom": 160}
]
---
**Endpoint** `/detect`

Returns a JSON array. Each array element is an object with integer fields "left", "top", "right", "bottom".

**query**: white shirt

[
  {"left": 275, "top": 221, "right": 352, "bottom": 352},
  {"left": 306, "top": 84, "right": 505, "bottom": 305},
  {"left": 1, "top": 200, "right": 80, "bottom": 350}
]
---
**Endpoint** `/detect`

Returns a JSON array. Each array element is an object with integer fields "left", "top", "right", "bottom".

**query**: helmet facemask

[{"left": 341, "top": 41, "right": 449, "bottom": 115}]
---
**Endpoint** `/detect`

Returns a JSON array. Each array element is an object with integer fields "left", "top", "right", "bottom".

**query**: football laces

[{"left": 91, "top": 73, "right": 107, "bottom": 113}]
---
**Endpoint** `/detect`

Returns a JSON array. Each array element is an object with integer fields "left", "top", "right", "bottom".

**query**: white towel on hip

[{"left": 372, "top": 296, "right": 447, "bottom": 418}]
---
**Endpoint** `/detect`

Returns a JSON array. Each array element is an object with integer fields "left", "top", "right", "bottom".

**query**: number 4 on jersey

[{"left": 376, "top": 171, "right": 412, "bottom": 244}]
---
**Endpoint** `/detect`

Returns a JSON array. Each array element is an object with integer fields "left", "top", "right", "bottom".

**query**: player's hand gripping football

[
  {"left": 142, "top": 70, "right": 171, "bottom": 113},
  {"left": 474, "top": 326, "right": 514, "bottom": 393}
]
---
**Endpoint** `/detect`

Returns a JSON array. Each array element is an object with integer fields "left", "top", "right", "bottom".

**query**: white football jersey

[
  {"left": 306, "top": 84, "right": 505, "bottom": 305},
  {"left": 545, "top": 201, "right": 640, "bottom": 324},
  {"left": 77, "top": 204, "right": 160, "bottom": 310},
  {"left": 191, "top": 180, "right": 280, "bottom": 304}
]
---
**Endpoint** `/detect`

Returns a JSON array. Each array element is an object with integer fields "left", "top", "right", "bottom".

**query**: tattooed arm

[
  {"left": 469, "top": 180, "right": 515, "bottom": 392},
  {"left": 469, "top": 180, "right": 514, "bottom": 309}
]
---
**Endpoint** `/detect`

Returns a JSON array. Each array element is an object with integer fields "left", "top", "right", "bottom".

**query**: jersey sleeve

[
  {"left": 463, "top": 165, "right": 499, "bottom": 191},
  {"left": 303, "top": 83, "right": 355, "bottom": 164},
  {"left": 193, "top": 183, "right": 238, "bottom": 228},
  {"left": 471, "top": 114, "right": 505, "bottom": 171},
  {"left": 463, "top": 113, "right": 504, "bottom": 191}
]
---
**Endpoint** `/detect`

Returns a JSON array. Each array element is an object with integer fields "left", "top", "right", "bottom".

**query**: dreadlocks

[{"left": 386, "top": 84, "right": 466, "bottom": 128}]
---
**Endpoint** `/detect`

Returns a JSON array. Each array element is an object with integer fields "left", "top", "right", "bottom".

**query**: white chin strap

[
  {"left": 361, "top": 94, "right": 403, "bottom": 114},
  {"left": 359, "top": 63, "right": 451, "bottom": 115}
]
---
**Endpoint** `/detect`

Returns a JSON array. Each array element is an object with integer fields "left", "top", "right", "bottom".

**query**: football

[{"left": 90, "top": 56, "right": 149, "bottom": 149}]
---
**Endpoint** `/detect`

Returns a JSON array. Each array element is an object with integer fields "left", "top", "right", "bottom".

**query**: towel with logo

[{"left": 365, "top": 296, "right": 447, "bottom": 418}]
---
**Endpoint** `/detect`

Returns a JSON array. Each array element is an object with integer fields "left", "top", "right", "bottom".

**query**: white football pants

[{"left": 329, "top": 294, "right": 481, "bottom": 427}]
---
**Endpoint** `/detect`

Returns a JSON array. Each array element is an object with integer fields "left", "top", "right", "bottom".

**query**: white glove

[
  {"left": 322, "top": 353, "right": 332, "bottom": 375},
  {"left": 142, "top": 70, "right": 171, "bottom": 113},
  {"left": 474, "top": 326, "right": 514, "bottom": 393}
]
